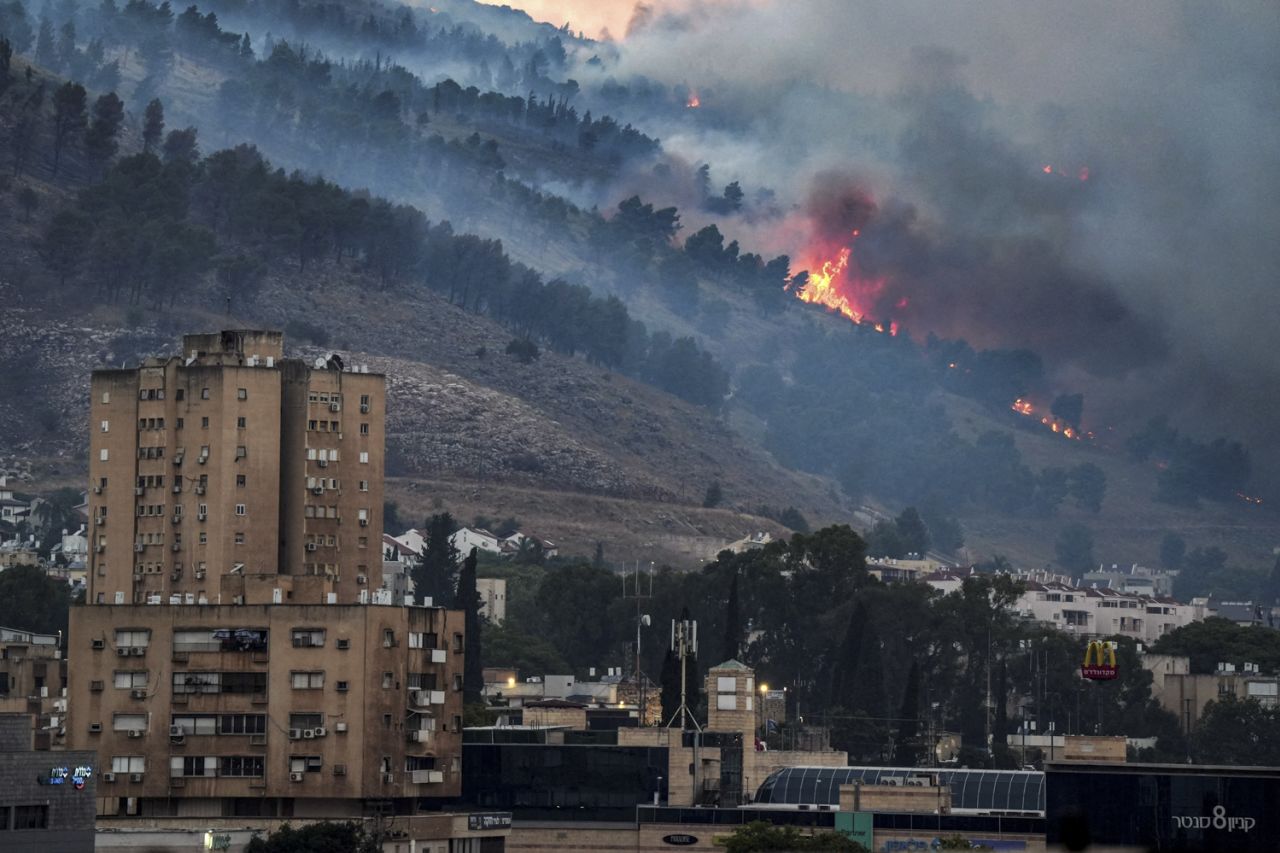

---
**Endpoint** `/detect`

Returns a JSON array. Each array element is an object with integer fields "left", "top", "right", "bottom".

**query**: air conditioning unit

[
  {"left": 133, "top": 573, "right": 143, "bottom": 582},
  {"left": 128, "top": 729, "right": 143, "bottom": 738},
  {"left": 250, "top": 734, "right": 267, "bottom": 745},
  {"left": 171, "top": 516, "right": 181, "bottom": 525},
  {"left": 356, "top": 574, "right": 367, "bottom": 585},
  {"left": 171, "top": 573, "right": 181, "bottom": 583},
  {"left": 116, "top": 648, "right": 130, "bottom": 657},
  {"left": 130, "top": 773, "right": 144, "bottom": 782},
  {"left": 173, "top": 455, "right": 184, "bottom": 465},
  {"left": 194, "top": 570, "right": 205, "bottom": 580},
  {"left": 89, "top": 723, "right": 103, "bottom": 733},
  {"left": 96, "top": 517, "right": 105, "bottom": 526},
  {"left": 360, "top": 404, "right": 369, "bottom": 414},
  {"left": 335, "top": 722, "right": 348, "bottom": 733},
  {"left": 288, "top": 728, "right": 301, "bottom": 740},
  {"left": 197, "top": 513, "right": 207, "bottom": 521},
  {"left": 195, "top": 486, "right": 205, "bottom": 495},
  {"left": 302, "top": 728, "right": 316, "bottom": 739},
  {"left": 329, "top": 402, "right": 340, "bottom": 412},
  {"left": 173, "top": 484, "right": 182, "bottom": 494},
  {"left": 134, "top": 487, "right": 144, "bottom": 496},
  {"left": 333, "top": 764, "right": 346, "bottom": 776},
  {"left": 314, "top": 726, "right": 327, "bottom": 737},
  {"left": 95, "top": 545, "right": 105, "bottom": 553},
  {"left": 93, "top": 485, "right": 103, "bottom": 494},
  {"left": 312, "top": 486, "right": 324, "bottom": 495},
  {"left": 102, "top": 772, "right": 116, "bottom": 782},
  {"left": 412, "top": 690, "right": 430, "bottom": 706},
  {"left": 171, "top": 545, "right": 181, "bottom": 554},
  {"left": 134, "top": 544, "right": 145, "bottom": 552},
  {"left": 131, "top": 689, "right": 147, "bottom": 699},
  {"left": 359, "top": 519, "right": 368, "bottom": 527},
  {"left": 382, "top": 772, "right": 394, "bottom": 784},
  {"left": 169, "top": 726, "right": 185, "bottom": 737},
  {"left": 289, "top": 772, "right": 304, "bottom": 782},
  {"left": 306, "top": 543, "right": 317, "bottom": 552},
  {"left": 317, "top": 459, "right": 328, "bottom": 468},
  {"left": 197, "top": 456, "right": 207, "bottom": 465},
  {"left": 92, "top": 639, "right": 105, "bottom": 650},
  {"left": 130, "top": 647, "right": 146, "bottom": 656}
]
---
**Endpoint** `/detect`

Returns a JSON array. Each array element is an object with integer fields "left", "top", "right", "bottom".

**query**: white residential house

[
  {"left": 0, "top": 476, "right": 29, "bottom": 524},
  {"left": 476, "top": 577, "right": 507, "bottom": 624},
  {"left": 391, "top": 528, "right": 428, "bottom": 557},
  {"left": 451, "top": 527, "right": 504, "bottom": 557},
  {"left": 51, "top": 526, "right": 88, "bottom": 565},
  {"left": 501, "top": 531, "right": 558, "bottom": 560}
]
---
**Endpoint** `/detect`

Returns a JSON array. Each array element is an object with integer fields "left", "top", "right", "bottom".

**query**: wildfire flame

[
  {"left": 1010, "top": 398, "right": 1091, "bottom": 442},
  {"left": 788, "top": 235, "right": 896, "bottom": 335},
  {"left": 1236, "top": 492, "right": 1264, "bottom": 506},
  {"left": 686, "top": 92, "right": 701, "bottom": 108}
]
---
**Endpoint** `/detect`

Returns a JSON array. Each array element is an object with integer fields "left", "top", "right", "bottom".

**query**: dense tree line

[
  {"left": 481, "top": 524, "right": 1185, "bottom": 767},
  {"left": 1126, "top": 415, "right": 1251, "bottom": 507},
  {"left": 31, "top": 135, "right": 729, "bottom": 406}
]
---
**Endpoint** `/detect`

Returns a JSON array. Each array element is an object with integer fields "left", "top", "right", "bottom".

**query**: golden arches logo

[{"left": 1082, "top": 641, "right": 1118, "bottom": 680}]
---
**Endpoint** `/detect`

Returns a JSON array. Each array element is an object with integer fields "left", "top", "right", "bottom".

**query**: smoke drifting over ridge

[{"left": 555, "top": 0, "right": 1280, "bottom": 472}]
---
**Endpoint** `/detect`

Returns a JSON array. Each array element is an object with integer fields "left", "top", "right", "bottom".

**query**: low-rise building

[
  {"left": 451, "top": 527, "right": 503, "bottom": 557},
  {"left": 0, "top": 627, "right": 67, "bottom": 749},
  {"left": 1144, "top": 653, "right": 1280, "bottom": 732},
  {"left": 0, "top": 713, "right": 96, "bottom": 852},
  {"left": 476, "top": 577, "right": 507, "bottom": 624}
]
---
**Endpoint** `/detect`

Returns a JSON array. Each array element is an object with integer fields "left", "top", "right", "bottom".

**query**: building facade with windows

[
  {"left": 68, "top": 330, "right": 481, "bottom": 841},
  {"left": 85, "top": 330, "right": 384, "bottom": 606},
  {"left": 0, "top": 713, "right": 96, "bottom": 852}
]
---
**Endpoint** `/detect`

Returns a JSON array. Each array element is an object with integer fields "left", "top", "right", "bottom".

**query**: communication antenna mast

[
  {"left": 665, "top": 616, "right": 702, "bottom": 732},
  {"left": 623, "top": 560, "right": 654, "bottom": 721}
]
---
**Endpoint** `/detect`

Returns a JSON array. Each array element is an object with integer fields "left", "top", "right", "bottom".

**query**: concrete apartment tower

[{"left": 68, "top": 330, "right": 469, "bottom": 825}]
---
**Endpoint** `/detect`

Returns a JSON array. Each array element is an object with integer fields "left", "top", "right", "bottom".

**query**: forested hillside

[{"left": 1, "top": 0, "right": 1276, "bottom": 579}]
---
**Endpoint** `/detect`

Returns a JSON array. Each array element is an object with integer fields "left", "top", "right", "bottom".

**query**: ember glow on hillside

[
  {"left": 1011, "top": 398, "right": 1091, "bottom": 442},
  {"left": 788, "top": 231, "right": 897, "bottom": 335}
]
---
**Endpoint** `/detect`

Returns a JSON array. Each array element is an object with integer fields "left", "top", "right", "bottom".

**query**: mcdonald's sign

[{"left": 1081, "top": 640, "right": 1118, "bottom": 680}]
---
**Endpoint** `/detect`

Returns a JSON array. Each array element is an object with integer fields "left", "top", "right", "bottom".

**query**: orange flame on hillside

[
  {"left": 788, "top": 233, "right": 897, "bottom": 335},
  {"left": 1010, "top": 398, "right": 1092, "bottom": 442},
  {"left": 686, "top": 92, "right": 701, "bottom": 108}
]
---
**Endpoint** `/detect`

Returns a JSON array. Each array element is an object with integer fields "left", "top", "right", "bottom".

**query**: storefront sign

[
  {"left": 39, "top": 765, "right": 93, "bottom": 788},
  {"left": 662, "top": 834, "right": 699, "bottom": 845},
  {"left": 1172, "top": 805, "right": 1256, "bottom": 833},
  {"left": 468, "top": 813, "right": 513, "bottom": 831}
]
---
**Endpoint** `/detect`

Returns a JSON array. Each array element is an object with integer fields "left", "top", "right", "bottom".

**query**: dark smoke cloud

[{"left": 585, "top": 0, "right": 1280, "bottom": 480}]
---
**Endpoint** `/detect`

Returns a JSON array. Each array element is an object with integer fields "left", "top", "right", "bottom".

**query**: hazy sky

[{"left": 482, "top": 0, "right": 636, "bottom": 38}]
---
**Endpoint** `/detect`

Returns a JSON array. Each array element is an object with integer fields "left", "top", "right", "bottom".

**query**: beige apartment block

[
  {"left": 67, "top": 602, "right": 466, "bottom": 818},
  {"left": 87, "top": 330, "right": 384, "bottom": 606},
  {"left": 70, "top": 330, "right": 473, "bottom": 828}
]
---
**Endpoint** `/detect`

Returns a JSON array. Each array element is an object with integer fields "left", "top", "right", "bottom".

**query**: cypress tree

[
  {"left": 722, "top": 571, "right": 740, "bottom": 662},
  {"left": 892, "top": 659, "right": 922, "bottom": 766},
  {"left": 456, "top": 547, "right": 484, "bottom": 704}
]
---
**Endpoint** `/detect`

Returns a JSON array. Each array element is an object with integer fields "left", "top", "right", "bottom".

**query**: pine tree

[
  {"left": 455, "top": 547, "right": 484, "bottom": 704},
  {"left": 722, "top": 571, "right": 740, "bottom": 662},
  {"left": 34, "top": 17, "right": 55, "bottom": 68},
  {"left": 592, "top": 541, "right": 605, "bottom": 570},
  {"left": 84, "top": 91, "right": 123, "bottom": 175},
  {"left": 142, "top": 97, "right": 164, "bottom": 154},
  {"left": 891, "top": 660, "right": 922, "bottom": 766},
  {"left": 50, "top": 80, "right": 87, "bottom": 176},
  {"left": 410, "top": 512, "right": 458, "bottom": 607}
]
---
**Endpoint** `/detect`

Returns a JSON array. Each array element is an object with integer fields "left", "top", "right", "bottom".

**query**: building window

[
  {"left": 219, "top": 714, "right": 266, "bottom": 734},
  {"left": 359, "top": 451, "right": 369, "bottom": 464},
  {"left": 102, "top": 391, "right": 111, "bottom": 403},
  {"left": 176, "top": 417, "right": 184, "bottom": 429},
  {"left": 452, "top": 633, "right": 464, "bottom": 653},
  {"left": 237, "top": 388, "right": 247, "bottom": 400},
  {"left": 199, "top": 532, "right": 207, "bottom": 545},
  {"left": 201, "top": 388, "right": 210, "bottom": 400},
  {"left": 359, "top": 480, "right": 369, "bottom": 492},
  {"left": 175, "top": 389, "right": 184, "bottom": 401},
  {"left": 115, "top": 629, "right": 150, "bottom": 648},
  {"left": 12, "top": 805, "right": 48, "bottom": 830},
  {"left": 201, "top": 417, "right": 209, "bottom": 428},
  {"left": 170, "top": 756, "right": 215, "bottom": 778},
  {"left": 358, "top": 537, "right": 368, "bottom": 549},
  {"left": 383, "top": 630, "right": 396, "bottom": 648},
  {"left": 236, "top": 446, "right": 247, "bottom": 459},
  {"left": 359, "top": 423, "right": 369, "bottom": 435},
  {"left": 452, "top": 673, "right": 463, "bottom": 692},
  {"left": 110, "top": 756, "right": 146, "bottom": 774},
  {"left": 289, "top": 713, "right": 323, "bottom": 730},
  {"left": 290, "top": 671, "right": 325, "bottom": 690},
  {"left": 289, "top": 756, "right": 323, "bottom": 774},
  {"left": 170, "top": 715, "right": 217, "bottom": 736},
  {"left": 113, "top": 670, "right": 148, "bottom": 689},
  {"left": 101, "top": 419, "right": 109, "bottom": 432},
  {"left": 219, "top": 756, "right": 264, "bottom": 777},
  {"left": 236, "top": 475, "right": 246, "bottom": 487},
  {"left": 291, "top": 628, "right": 325, "bottom": 648},
  {"left": 234, "top": 532, "right": 245, "bottom": 545},
  {"left": 100, "top": 449, "right": 109, "bottom": 461},
  {"left": 235, "top": 504, "right": 246, "bottom": 516},
  {"left": 237, "top": 417, "right": 246, "bottom": 429}
]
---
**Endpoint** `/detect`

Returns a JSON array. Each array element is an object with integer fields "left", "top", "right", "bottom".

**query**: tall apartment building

[
  {"left": 86, "top": 329, "right": 384, "bottom": 605},
  {"left": 68, "top": 331, "right": 479, "bottom": 832}
]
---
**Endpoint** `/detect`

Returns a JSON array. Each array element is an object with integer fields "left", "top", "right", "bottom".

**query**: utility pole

[{"left": 665, "top": 617, "right": 701, "bottom": 732}]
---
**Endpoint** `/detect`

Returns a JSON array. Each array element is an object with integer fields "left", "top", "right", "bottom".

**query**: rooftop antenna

[
  {"left": 623, "top": 559, "right": 654, "bottom": 722},
  {"left": 665, "top": 615, "right": 701, "bottom": 732}
]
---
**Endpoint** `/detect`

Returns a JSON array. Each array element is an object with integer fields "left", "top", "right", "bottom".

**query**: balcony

[{"left": 411, "top": 690, "right": 446, "bottom": 707}]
